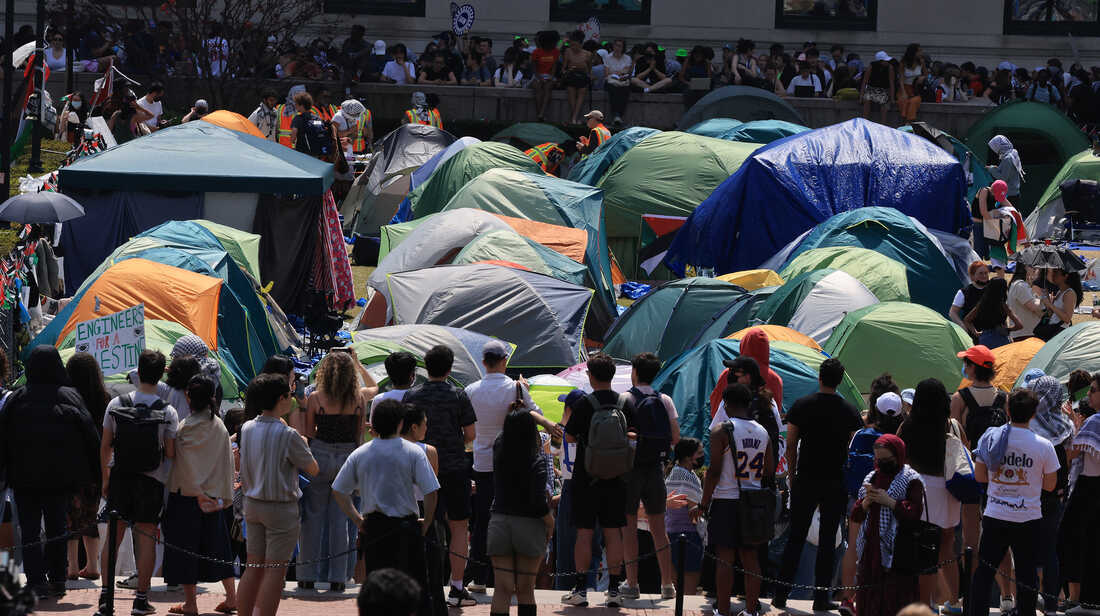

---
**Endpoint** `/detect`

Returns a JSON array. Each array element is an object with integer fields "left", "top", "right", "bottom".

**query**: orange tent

[
  {"left": 57, "top": 258, "right": 223, "bottom": 351},
  {"left": 727, "top": 324, "right": 822, "bottom": 351},
  {"left": 959, "top": 337, "right": 1045, "bottom": 391},
  {"left": 201, "top": 110, "right": 265, "bottom": 139},
  {"left": 493, "top": 212, "right": 627, "bottom": 284}
]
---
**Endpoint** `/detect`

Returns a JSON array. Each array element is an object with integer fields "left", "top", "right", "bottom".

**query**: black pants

[
  {"left": 970, "top": 516, "right": 1040, "bottom": 616},
  {"left": 14, "top": 488, "right": 70, "bottom": 587},
  {"left": 775, "top": 477, "right": 846, "bottom": 603},
  {"left": 1059, "top": 475, "right": 1100, "bottom": 604},
  {"left": 468, "top": 470, "right": 494, "bottom": 586},
  {"left": 363, "top": 513, "right": 432, "bottom": 616},
  {"left": 606, "top": 84, "right": 630, "bottom": 117}
]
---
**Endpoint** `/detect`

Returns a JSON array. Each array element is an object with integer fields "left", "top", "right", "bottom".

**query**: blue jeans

[
  {"left": 979, "top": 329, "right": 1011, "bottom": 349},
  {"left": 298, "top": 440, "right": 356, "bottom": 583},
  {"left": 554, "top": 479, "right": 604, "bottom": 590}
]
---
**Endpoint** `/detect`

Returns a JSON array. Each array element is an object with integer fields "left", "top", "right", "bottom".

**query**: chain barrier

[
  {"left": 978, "top": 557, "right": 1100, "bottom": 611},
  {"left": 425, "top": 533, "right": 670, "bottom": 578},
  {"left": 5, "top": 524, "right": 99, "bottom": 552}
]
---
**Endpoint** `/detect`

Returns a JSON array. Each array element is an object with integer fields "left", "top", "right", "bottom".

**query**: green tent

[
  {"left": 1026, "top": 149, "right": 1100, "bottom": 238},
  {"left": 778, "top": 246, "right": 910, "bottom": 303},
  {"left": 686, "top": 118, "right": 743, "bottom": 138},
  {"left": 601, "top": 278, "right": 746, "bottom": 361},
  {"left": 687, "top": 285, "right": 779, "bottom": 347},
  {"left": 379, "top": 218, "right": 429, "bottom": 260},
  {"left": 567, "top": 127, "right": 660, "bottom": 187},
  {"left": 491, "top": 122, "right": 573, "bottom": 149},
  {"left": 768, "top": 340, "right": 863, "bottom": 409},
  {"left": 964, "top": 100, "right": 1090, "bottom": 215},
  {"left": 824, "top": 302, "right": 971, "bottom": 393},
  {"left": 755, "top": 268, "right": 880, "bottom": 345},
  {"left": 194, "top": 220, "right": 262, "bottom": 282},
  {"left": 1014, "top": 321, "right": 1100, "bottom": 387},
  {"left": 719, "top": 119, "right": 810, "bottom": 144},
  {"left": 407, "top": 142, "right": 542, "bottom": 217},
  {"left": 58, "top": 319, "right": 241, "bottom": 400},
  {"left": 596, "top": 132, "right": 759, "bottom": 276},
  {"left": 341, "top": 339, "right": 461, "bottom": 391},
  {"left": 452, "top": 229, "right": 588, "bottom": 286}
]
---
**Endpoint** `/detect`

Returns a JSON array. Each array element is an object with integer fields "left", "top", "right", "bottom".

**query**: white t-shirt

[
  {"left": 465, "top": 373, "right": 541, "bottom": 472},
  {"left": 136, "top": 96, "right": 162, "bottom": 129},
  {"left": 382, "top": 60, "right": 416, "bottom": 84},
  {"left": 604, "top": 54, "right": 632, "bottom": 81},
  {"left": 1007, "top": 279, "right": 1042, "bottom": 337},
  {"left": 369, "top": 388, "right": 409, "bottom": 423},
  {"left": 786, "top": 74, "right": 822, "bottom": 95},
  {"left": 978, "top": 427, "right": 1059, "bottom": 522},
  {"left": 711, "top": 416, "right": 770, "bottom": 499},
  {"left": 952, "top": 290, "right": 965, "bottom": 308},
  {"left": 711, "top": 399, "right": 784, "bottom": 462},
  {"left": 552, "top": 440, "right": 578, "bottom": 480},
  {"left": 492, "top": 66, "right": 525, "bottom": 87},
  {"left": 332, "top": 437, "right": 439, "bottom": 518},
  {"left": 103, "top": 391, "right": 180, "bottom": 485},
  {"left": 206, "top": 37, "right": 228, "bottom": 76}
]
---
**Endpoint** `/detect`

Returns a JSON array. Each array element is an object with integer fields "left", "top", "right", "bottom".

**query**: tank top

[
  {"left": 1050, "top": 288, "right": 1072, "bottom": 325},
  {"left": 903, "top": 64, "right": 922, "bottom": 83},
  {"left": 714, "top": 416, "right": 770, "bottom": 500},
  {"left": 314, "top": 403, "right": 359, "bottom": 444},
  {"left": 412, "top": 441, "right": 428, "bottom": 501}
]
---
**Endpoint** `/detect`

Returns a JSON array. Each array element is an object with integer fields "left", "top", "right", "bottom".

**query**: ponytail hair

[{"left": 186, "top": 375, "right": 219, "bottom": 419}]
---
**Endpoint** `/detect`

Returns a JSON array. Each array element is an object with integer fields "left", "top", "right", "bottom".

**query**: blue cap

[
  {"left": 1022, "top": 368, "right": 1046, "bottom": 388},
  {"left": 558, "top": 389, "right": 585, "bottom": 405}
]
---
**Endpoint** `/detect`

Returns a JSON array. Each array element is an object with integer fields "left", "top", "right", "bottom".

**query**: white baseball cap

[
  {"left": 874, "top": 50, "right": 892, "bottom": 62},
  {"left": 900, "top": 388, "right": 915, "bottom": 405},
  {"left": 373, "top": 40, "right": 387, "bottom": 54},
  {"left": 876, "top": 392, "right": 903, "bottom": 416}
]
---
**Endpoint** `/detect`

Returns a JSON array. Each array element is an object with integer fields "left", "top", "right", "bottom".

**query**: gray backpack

[{"left": 583, "top": 392, "right": 634, "bottom": 480}]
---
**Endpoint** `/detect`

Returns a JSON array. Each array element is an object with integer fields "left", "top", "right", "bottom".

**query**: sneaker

[
  {"left": 940, "top": 600, "right": 963, "bottom": 615},
  {"left": 447, "top": 586, "right": 477, "bottom": 607},
  {"left": 131, "top": 597, "right": 157, "bottom": 615},
  {"left": 605, "top": 587, "right": 622, "bottom": 607},
  {"left": 561, "top": 589, "right": 588, "bottom": 606},
  {"left": 737, "top": 610, "right": 760, "bottom": 616},
  {"left": 329, "top": 583, "right": 345, "bottom": 593},
  {"left": 838, "top": 598, "right": 857, "bottom": 616},
  {"left": 1000, "top": 596, "right": 1016, "bottom": 613},
  {"left": 618, "top": 582, "right": 641, "bottom": 600},
  {"left": 661, "top": 583, "right": 677, "bottom": 600},
  {"left": 297, "top": 581, "right": 314, "bottom": 591},
  {"left": 812, "top": 600, "right": 841, "bottom": 613},
  {"left": 465, "top": 582, "right": 487, "bottom": 594},
  {"left": 771, "top": 592, "right": 788, "bottom": 609},
  {"left": 117, "top": 574, "right": 140, "bottom": 589}
]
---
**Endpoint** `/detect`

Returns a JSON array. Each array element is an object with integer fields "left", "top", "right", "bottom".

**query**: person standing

[
  {"left": 64, "top": 352, "right": 110, "bottom": 582},
  {"left": 248, "top": 89, "right": 280, "bottom": 142},
  {"left": 773, "top": 358, "right": 863, "bottom": 612},
  {"left": 950, "top": 262, "right": 991, "bottom": 335},
  {"left": 986, "top": 135, "right": 1024, "bottom": 202},
  {"left": 135, "top": 82, "right": 165, "bottom": 131},
  {"left": 332, "top": 399, "right": 439, "bottom": 616},
  {"left": 0, "top": 347, "right": 99, "bottom": 600},
  {"left": 236, "top": 374, "right": 319, "bottom": 616},
  {"left": 1007, "top": 264, "right": 1044, "bottom": 341},
  {"left": 970, "top": 389, "right": 1060, "bottom": 616},
  {"left": 331, "top": 99, "right": 373, "bottom": 154},
  {"left": 964, "top": 277, "right": 1023, "bottom": 349},
  {"left": 575, "top": 110, "right": 611, "bottom": 156},
  {"left": 1060, "top": 372, "right": 1100, "bottom": 614},
  {"left": 620, "top": 352, "right": 680, "bottom": 600},
  {"left": 665, "top": 438, "right": 705, "bottom": 596},
  {"left": 402, "top": 345, "right": 478, "bottom": 608}
]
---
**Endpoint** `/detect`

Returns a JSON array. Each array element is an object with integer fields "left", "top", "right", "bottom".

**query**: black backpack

[
  {"left": 629, "top": 387, "right": 672, "bottom": 466},
  {"left": 109, "top": 394, "right": 168, "bottom": 474},
  {"left": 299, "top": 115, "right": 333, "bottom": 157},
  {"left": 959, "top": 388, "right": 1007, "bottom": 446}
]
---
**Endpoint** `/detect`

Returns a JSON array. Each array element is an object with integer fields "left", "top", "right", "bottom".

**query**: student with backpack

[
  {"left": 290, "top": 90, "right": 336, "bottom": 159},
  {"left": 99, "top": 350, "right": 180, "bottom": 616},
  {"left": 619, "top": 353, "right": 680, "bottom": 600},
  {"left": 561, "top": 353, "right": 638, "bottom": 608}
]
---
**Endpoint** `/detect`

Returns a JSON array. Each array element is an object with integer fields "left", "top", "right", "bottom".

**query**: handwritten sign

[{"left": 74, "top": 303, "right": 145, "bottom": 377}]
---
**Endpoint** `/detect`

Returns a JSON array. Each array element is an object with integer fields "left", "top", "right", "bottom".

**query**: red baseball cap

[{"left": 957, "top": 345, "right": 995, "bottom": 369}]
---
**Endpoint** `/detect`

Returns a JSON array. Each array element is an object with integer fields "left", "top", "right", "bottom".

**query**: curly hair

[{"left": 315, "top": 351, "right": 360, "bottom": 411}]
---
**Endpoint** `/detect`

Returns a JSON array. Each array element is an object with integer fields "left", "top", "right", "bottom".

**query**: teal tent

[
  {"left": 686, "top": 118, "right": 742, "bottom": 138},
  {"left": 491, "top": 123, "right": 573, "bottom": 149},
  {"left": 720, "top": 120, "right": 810, "bottom": 144},
  {"left": 567, "top": 127, "right": 661, "bottom": 187},
  {"left": 407, "top": 142, "right": 542, "bottom": 217},
  {"left": 678, "top": 85, "right": 803, "bottom": 130},
  {"left": 687, "top": 285, "right": 780, "bottom": 347}
]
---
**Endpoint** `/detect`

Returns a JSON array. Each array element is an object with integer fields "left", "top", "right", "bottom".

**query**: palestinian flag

[{"left": 639, "top": 214, "right": 686, "bottom": 276}]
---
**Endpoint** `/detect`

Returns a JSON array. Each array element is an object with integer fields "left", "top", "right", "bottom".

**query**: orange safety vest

[
  {"left": 404, "top": 108, "right": 443, "bottom": 129},
  {"left": 275, "top": 104, "right": 328, "bottom": 148},
  {"left": 525, "top": 142, "right": 564, "bottom": 175},
  {"left": 593, "top": 123, "right": 611, "bottom": 147},
  {"left": 351, "top": 110, "right": 372, "bottom": 153},
  {"left": 316, "top": 104, "right": 338, "bottom": 122}
]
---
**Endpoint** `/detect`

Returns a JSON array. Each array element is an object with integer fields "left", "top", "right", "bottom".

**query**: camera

[{"left": 0, "top": 550, "right": 36, "bottom": 615}]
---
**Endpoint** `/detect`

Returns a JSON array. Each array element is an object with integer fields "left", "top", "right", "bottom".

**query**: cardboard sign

[{"left": 74, "top": 303, "right": 146, "bottom": 377}]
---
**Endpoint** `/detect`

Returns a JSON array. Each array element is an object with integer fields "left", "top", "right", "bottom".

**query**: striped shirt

[
  {"left": 239, "top": 416, "right": 316, "bottom": 502},
  {"left": 665, "top": 464, "right": 703, "bottom": 533}
]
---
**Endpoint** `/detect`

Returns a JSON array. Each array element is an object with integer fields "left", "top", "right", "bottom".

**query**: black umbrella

[
  {"left": 0, "top": 191, "right": 86, "bottom": 223},
  {"left": 1015, "top": 243, "right": 1088, "bottom": 272}
]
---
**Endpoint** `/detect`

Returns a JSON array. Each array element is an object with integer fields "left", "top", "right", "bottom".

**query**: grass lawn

[{"left": 0, "top": 139, "right": 71, "bottom": 254}]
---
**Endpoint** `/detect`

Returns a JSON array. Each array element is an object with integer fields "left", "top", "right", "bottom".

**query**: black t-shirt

[
  {"left": 403, "top": 381, "right": 477, "bottom": 476},
  {"left": 785, "top": 392, "right": 863, "bottom": 481},
  {"left": 420, "top": 66, "right": 451, "bottom": 82},
  {"left": 290, "top": 112, "right": 316, "bottom": 154},
  {"left": 564, "top": 389, "right": 637, "bottom": 481}
]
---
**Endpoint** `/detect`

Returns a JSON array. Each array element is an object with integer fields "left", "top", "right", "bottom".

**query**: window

[
  {"left": 550, "top": 0, "right": 651, "bottom": 25},
  {"left": 776, "top": 0, "right": 877, "bottom": 30},
  {"left": 1003, "top": 0, "right": 1100, "bottom": 35},
  {"left": 324, "top": 0, "right": 425, "bottom": 16}
]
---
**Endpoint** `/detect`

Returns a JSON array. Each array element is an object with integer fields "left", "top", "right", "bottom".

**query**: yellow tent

[
  {"left": 727, "top": 324, "right": 822, "bottom": 351},
  {"left": 717, "top": 269, "right": 784, "bottom": 290},
  {"left": 959, "top": 337, "right": 1045, "bottom": 391}
]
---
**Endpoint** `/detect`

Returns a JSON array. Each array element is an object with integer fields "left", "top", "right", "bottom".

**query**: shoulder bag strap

[{"left": 724, "top": 419, "right": 742, "bottom": 494}]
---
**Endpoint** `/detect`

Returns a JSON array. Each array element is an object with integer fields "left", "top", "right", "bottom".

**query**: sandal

[
  {"left": 168, "top": 604, "right": 199, "bottom": 616},
  {"left": 78, "top": 569, "right": 100, "bottom": 580},
  {"left": 214, "top": 602, "right": 237, "bottom": 614}
]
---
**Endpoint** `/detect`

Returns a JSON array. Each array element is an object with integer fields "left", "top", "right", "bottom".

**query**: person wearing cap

[
  {"left": 463, "top": 340, "right": 558, "bottom": 597},
  {"left": 977, "top": 179, "right": 1026, "bottom": 270},
  {"left": 181, "top": 99, "right": 209, "bottom": 123},
  {"left": 332, "top": 99, "right": 373, "bottom": 154},
  {"left": 860, "top": 51, "right": 896, "bottom": 125},
  {"left": 575, "top": 110, "right": 611, "bottom": 156}
]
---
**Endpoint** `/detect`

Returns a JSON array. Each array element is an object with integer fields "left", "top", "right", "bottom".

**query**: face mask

[
  {"left": 877, "top": 460, "right": 898, "bottom": 475},
  {"left": 70, "top": 100, "right": 82, "bottom": 109}
]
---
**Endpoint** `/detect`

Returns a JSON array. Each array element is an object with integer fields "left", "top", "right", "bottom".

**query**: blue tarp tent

[
  {"left": 567, "top": 127, "right": 660, "bottom": 187},
  {"left": 665, "top": 118, "right": 971, "bottom": 275}
]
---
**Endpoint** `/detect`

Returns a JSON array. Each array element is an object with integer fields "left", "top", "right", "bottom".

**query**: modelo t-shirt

[{"left": 978, "top": 427, "right": 1060, "bottom": 522}]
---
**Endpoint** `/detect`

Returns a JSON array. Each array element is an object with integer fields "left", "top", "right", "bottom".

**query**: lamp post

[
  {"left": 26, "top": 0, "right": 45, "bottom": 173},
  {"left": 1, "top": 0, "right": 15, "bottom": 196}
]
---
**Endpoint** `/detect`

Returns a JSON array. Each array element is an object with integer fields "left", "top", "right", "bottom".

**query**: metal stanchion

[
  {"left": 98, "top": 511, "right": 120, "bottom": 616},
  {"left": 675, "top": 534, "right": 685, "bottom": 616},
  {"left": 961, "top": 546, "right": 973, "bottom": 616}
]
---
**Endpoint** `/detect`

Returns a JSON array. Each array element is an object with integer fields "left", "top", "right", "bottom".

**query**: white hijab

[{"left": 988, "top": 134, "right": 1025, "bottom": 180}]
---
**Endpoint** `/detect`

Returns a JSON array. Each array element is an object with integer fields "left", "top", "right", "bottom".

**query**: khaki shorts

[
  {"left": 244, "top": 498, "right": 300, "bottom": 562},
  {"left": 487, "top": 513, "right": 547, "bottom": 558}
]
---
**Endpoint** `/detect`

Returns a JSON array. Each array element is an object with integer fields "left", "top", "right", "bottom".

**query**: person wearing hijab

[
  {"left": 403, "top": 91, "right": 443, "bottom": 128},
  {"left": 331, "top": 99, "right": 373, "bottom": 154},
  {"left": 851, "top": 434, "right": 925, "bottom": 616},
  {"left": 1060, "top": 372, "right": 1100, "bottom": 613},
  {"left": 0, "top": 346, "right": 100, "bottom": 599},
  {"left": 987, "top": 135, "right": 1025, "bottom": 200}
]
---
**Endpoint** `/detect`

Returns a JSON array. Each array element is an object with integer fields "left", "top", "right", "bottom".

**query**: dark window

[
  {"left": 324, "top": 0, "right": 425, "bottom": 16},
  {"left": 550, "top": 0, "right": 651, "bottom": 25},
  {"left": 1003, "top": 0, "right": 1100, "bottom": 35},
  {"left": 776, "top": 0, "right": 877, "bottom": 30}
]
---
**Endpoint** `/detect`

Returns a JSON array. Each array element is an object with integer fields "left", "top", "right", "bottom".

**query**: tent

[
  {"left": 762, "top": 207, "right": 965, "bottom": 314},
  {"left": 665, "top": 118, "right": 970, "bottom": 276},
  {"left": 408, "top": 136, "right": 481, "bottom": 192},
  {"left": 351, "top": 324, "right": 513, "bottom": 386},
  {"left": 778, "top": 247, "right": 911, "bottom": 303},
  {"left": 405, "top": 141, "right": 542, "bottom": 218},
  {"left": 686, "top": 118, "right": 742, "bottom": 138},
  {"left": 901, "top": 122, "right": 993, "bottom": 205},
  {"left": 386, "top": 263, "right": 593, "bottom": 368},
  {"left": 720, "top": 119, "right": 809, "bottom": 144},
  {"left": 687, "top": 285, "right": 779, "bottom": 347},
  {"left": 767, "top": 340, "right": 864, "bottom": 407},
  {"left": 600, "top": 278, "right": 746, "bottom": 361},
  {"left": 596, "top": 132, "right": 760, "bottom": 276},
  {"left": 527, "top": 374, "right": 576, "bottom": 424},
  {"left": 345, "top": 124, "right": 456, "bottom": 237},
  {"left": 491, "top": 122, "right": 572, "bottom": 149},
  {"left": 1025, "top": 149, "right": 1100, "bottom": 239},
  {"left": 652, "top": 338, "right": 861, "bottom": 445},
  {"left": 716, "top": 269, "right": 784, "bottom": 290},
  {"left": 200, "top": 110, "right": 265, "bottom": 138},
  {"left": 452, "top": 230, "right": 588, "bottom": 285},
  {"left": 963, "top": 100, "right": 1091, "bottom": 215},
  {"left": 754, "top": 268, "right": 880, "bottom": 345},
  {"left": 955, "top": 337, "right": 1044, "bottom": 391},
  {"left": 727, "top": 325, "right": 821, "bottom": 351},
  {"left": 677, "top": 85, "right": 803, "bottom": 130},
  {"left": 557, "top": 359, "right": 634, "bottom": 394},
  {"left": 823, "top": 302, "right": 971, "bottom": 392},
  {"left": 1014, "top": 322, "right": 1100, "bottom": 387},
  {"left": 192, "top": 220, "right": 263, "bottom": 282},
  {"left": 567, "top": 126, "right": 660, "bottom": 187}
]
